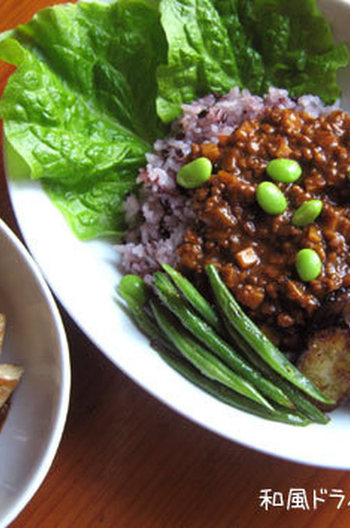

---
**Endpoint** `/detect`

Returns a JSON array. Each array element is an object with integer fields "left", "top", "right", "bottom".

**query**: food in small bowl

[
  {"left": 0, "top": 219, "right": 70, "bottom": 527},
  {"left": 0, "top": 322, "right": 23, "bottom": 431},
  {"left": 0, "top": 312, "right": 23, "bottom": 431}
]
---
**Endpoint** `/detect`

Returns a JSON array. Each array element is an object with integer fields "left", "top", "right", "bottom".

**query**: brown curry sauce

[{"left": 177, "top": 108, "right": 350, "bottom": 352}]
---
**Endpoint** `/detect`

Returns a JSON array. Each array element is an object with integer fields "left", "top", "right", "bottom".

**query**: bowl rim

[{"left": 0, "top": 218, "right": 71, "bottom": 528}]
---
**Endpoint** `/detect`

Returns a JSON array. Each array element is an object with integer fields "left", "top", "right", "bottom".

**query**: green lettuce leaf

[
  {"left": 43, "top": 172, "right": 136, "bottom": 239},
  {"left": 157, "top": 0, "right": 349, "bottom": 122},
  {"left": 156, "top": 0, "right": 242, "bottom": 123},
  {"left": 0, "top": 0, "right": 167, "bottom": 239},
  {"left": 212, "top": 0, "right": 265, "bottom": 95},
  {"left": 252, "top": 0, "right": 349, "bottom": 102}
]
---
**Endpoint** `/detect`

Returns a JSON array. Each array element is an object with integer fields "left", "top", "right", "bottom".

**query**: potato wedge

[{"left": 297, "top": 327, "right": 350, "bottom": 410}]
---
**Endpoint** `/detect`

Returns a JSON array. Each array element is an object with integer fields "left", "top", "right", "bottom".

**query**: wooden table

[{"left": 1, "top": 1, "right": 350, "bottom": 526}]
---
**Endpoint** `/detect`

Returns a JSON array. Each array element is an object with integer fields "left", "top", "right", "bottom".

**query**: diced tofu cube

[{"left": 235, "top": 247, "right": 259, "bottom": 269}]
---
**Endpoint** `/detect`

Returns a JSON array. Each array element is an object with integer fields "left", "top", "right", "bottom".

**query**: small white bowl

[{"left": 0, "top": 219, "right": 70, "bottom": 527}]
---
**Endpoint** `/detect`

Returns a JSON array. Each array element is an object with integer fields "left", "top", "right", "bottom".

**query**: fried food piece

[
  {"left": 0, "top": 364, "right": 23, "bottom": 408},
  {"left": 297, "top": 327, "right": 350, "bottom": 410},
  {"left": 0, "top": 314, "right": 23, "bottom": 412},
  {"left": 0, "top": 313, "right": 6, "bottom": 353}
]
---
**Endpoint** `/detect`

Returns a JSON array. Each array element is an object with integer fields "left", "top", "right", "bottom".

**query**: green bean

[
  {"left": 159, "top": 266, "right": 328, "bottom": 423},
  {"left": 222, "top": 320, "right": 329, "bottom": 424},
  {"left": 117, "top": 272, "right": 327, "bottom": 424},
  {"left": 161, "top": 263, "right": 222, "bottom": 332},
  {"left": 157, "top": 347, "right": 311, "bottom": 426},
  {"left": 117, "top": 275, "right": 171, "bottom": 348},
  {"left": 256, "top": 182, "right": 287, "bottom": 215},
  {"left": 118, "top": 274, "right": 148, "bottom": 312},
  {"left": 177, "top": 157, "right": 212, "bottom": 189},
  {"left": 206, "top": 264, "right": 334, "bottom": 406},
  {"left": 266, "top": 158, "right": 302, "bottom": 183},
  {"left": 153, "top": 272, "right": 294, "bottom": 409},
  {"left": 274, "top": 380, "right": 329, "bottom": 424},
  {"left": 150, "top": 301, "right": 274, "bottom": 409},
  {"left": 296, "top": 248, "right": 322, "bottom": 282},
  {"left": 118, "top": 274, "right": 272, "bottom": 409}
]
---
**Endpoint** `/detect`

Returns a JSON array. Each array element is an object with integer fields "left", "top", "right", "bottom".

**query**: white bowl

[
  {"left": 3, "top": 0, "right": 350, "bottom": 469},
  {"left": 0, "top": 219, "right": 70, "bottom": 527}
]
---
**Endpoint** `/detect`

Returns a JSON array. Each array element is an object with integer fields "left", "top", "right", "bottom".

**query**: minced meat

[{"left": 177, "top": 107, "right": 350, "bottom": 352}]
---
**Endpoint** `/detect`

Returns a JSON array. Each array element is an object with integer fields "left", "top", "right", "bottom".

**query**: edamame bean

[
  {"left": 256, "top": 182, "right": 287, "bottom": 215},
  {"left": 267, "top": 158, "right": 302, "bottom": 183},
  {"left": 296, "top": 249, "right": 322, "bottom": 282},
  {"left": 177, "top": 157, "right": 212, "bottom": 189},
  {"left": 292, "top": 200, "right": 323, "bottom": 227}
]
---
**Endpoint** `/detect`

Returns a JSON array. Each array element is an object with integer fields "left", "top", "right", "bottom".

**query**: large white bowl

[
  {"left": 3, "top": 0, "right": 350, "bottom": 469},
  {"left": 0, "top": 219, "right": 70, "bottom": 527}
]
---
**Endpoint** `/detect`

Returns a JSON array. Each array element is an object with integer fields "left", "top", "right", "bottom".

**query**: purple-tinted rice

[{"left": 116, "top": 87, "right": 337, "bottom": 280}]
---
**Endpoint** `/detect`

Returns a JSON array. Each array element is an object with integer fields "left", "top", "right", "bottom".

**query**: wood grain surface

[{"left": 1, "top": 2, "right": 350, "bottom": 527}]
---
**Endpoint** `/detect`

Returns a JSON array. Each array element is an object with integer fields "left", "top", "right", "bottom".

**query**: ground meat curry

[{"left": 177, "top": 107, "right": 350, "bottom": 353}]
